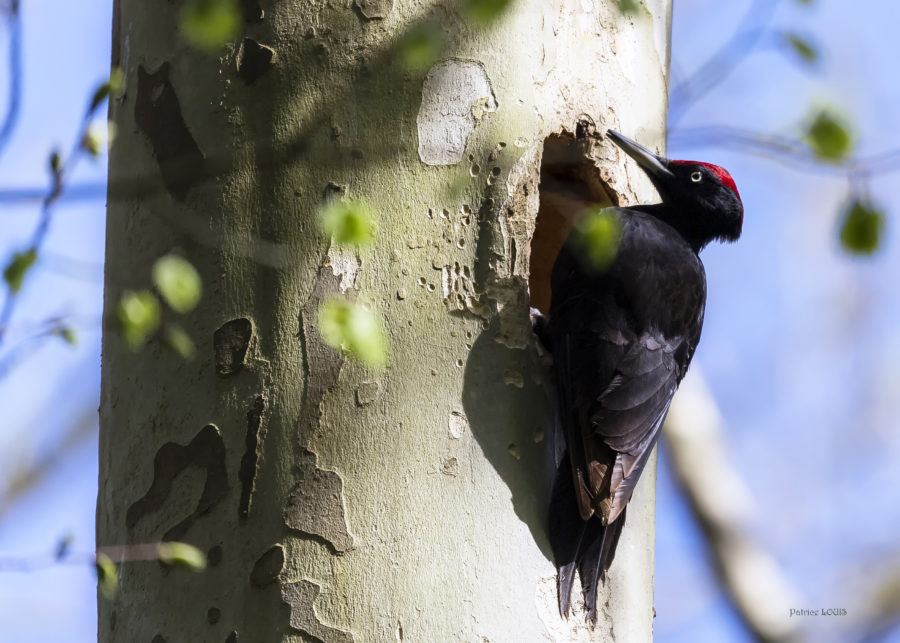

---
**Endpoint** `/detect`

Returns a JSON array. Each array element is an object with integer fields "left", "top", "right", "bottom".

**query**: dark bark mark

[
  {"left": 126, "top": 424, "right": 228, "bottom": 541},
  {"left": 152, "top": 636, "right": 166, "bottom": 643},
  {"left": 354, "top": 0, "right": 393, "bottom": 19},
  {"left": 241, "top": 0, "right": 263, "bottom": 22},
  {"left": 250, "top": 543, "right": 284, "bottom": 587},
  {"left": 214, "top": 318, "right": 253, "bottom": 377},
  {"left": 284, "top": 450, "right": 354, "bottom": 553},
  {"left": 207, "top": 607, "right": 221, "bottom": 624},
  {"left": 236, "top": 38, "right": 277, "bottom": 85},
  {"left": 323, "top": 181, "right": 346, "bottom": 201},
  {"left": 282, "top": 580, "right": 355, "bottom": 643},
  {"left": 135, "top": 62, "right": 205, "bottom": 202},
  {"left": 207, "top": 544, "right": 223, "bottom": 566},
  {"left": 238, "top": 395, "right": 266, "bottom": 520}
]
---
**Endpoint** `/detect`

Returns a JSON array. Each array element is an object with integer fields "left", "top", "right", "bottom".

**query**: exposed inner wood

[{"left": 529, "top": 131, "right": 616, "bottom": 314}]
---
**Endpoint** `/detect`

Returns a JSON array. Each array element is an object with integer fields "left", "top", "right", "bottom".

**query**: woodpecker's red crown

[
  {"left": 606, "top": 129, "right": 744, "bottom": 248},
  {"left": 670, "top": 160, "right": 740, "bottom": 199}
]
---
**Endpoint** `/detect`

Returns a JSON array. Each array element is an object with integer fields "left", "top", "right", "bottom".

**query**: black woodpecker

[{"left": 545, "top": 129, "right": 743, "bottom": 622}]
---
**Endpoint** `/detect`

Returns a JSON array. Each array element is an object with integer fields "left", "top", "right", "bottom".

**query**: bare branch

[{"left": 664, "top": 370, "right": 804, "bottom": 643}]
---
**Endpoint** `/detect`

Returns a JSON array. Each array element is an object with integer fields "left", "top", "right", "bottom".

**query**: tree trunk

[{"left": 99, "top": 1, "right": 671, "bottom": 641}]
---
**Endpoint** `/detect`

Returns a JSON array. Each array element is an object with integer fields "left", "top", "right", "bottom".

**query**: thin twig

[
  {"left": 0, "top": 0, "right": 22, "bottom": 159},
  {"left": 0, "top": 86, "right": 106, "bottom": 346},
  {"left": 669, "top": 0, "right": 782, "bottom": 124},
  {"left": 670, "top": 126, "right": 900, "bottom": 177}
]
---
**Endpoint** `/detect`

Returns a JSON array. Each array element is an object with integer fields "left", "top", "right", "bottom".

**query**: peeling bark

[
  {"left": 284, "top": 449, "right": 355, "bottom": 553},
  {"left": 282, "top": 580, "right": 355, "bottom": 643}
]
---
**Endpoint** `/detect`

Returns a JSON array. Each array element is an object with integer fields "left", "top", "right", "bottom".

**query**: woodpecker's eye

[{"left": 690, "top": 171, "right": 703, "bottom": 183}]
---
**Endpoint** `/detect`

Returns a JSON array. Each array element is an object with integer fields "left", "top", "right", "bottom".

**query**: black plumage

[{"left": 545, "top": 130, "right": 743, "bottom": 622}]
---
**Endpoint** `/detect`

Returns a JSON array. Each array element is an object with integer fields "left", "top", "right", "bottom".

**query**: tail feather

[
  {"left": 578, "top": 509, "right": 626, "bottom": 624},
  {"left": 549, "top": 451, "right": 627, "bottom": 623}
]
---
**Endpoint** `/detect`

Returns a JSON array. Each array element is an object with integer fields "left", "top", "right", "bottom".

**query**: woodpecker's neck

[{"left": 630, "top": 203, "right": 708, "bottom": 253}]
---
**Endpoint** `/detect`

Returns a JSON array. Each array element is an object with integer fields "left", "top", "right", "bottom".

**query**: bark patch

[
  {"left": 135, "top": 62, "right": 205, "bottom": 202},
  {"left": 297, "top": 264, "right": 345, "bottom": 443},
  {"left": 289, "top": 265, "right": 353, "bottom": 549},
  {"left": 284, "top": 449, "right": 354, "bottom": 553},
  {"left": 250, "top": 543, "right": 284, "bottom": 587},
  {"left": 214, "top": 318, "right": 253, "bottom": 377},
  {"left": 355, "top": 0, "right": 393, "bottom": 19},
  {"left": 282, "top": 579, "right": 355, "bottom": 643},
  {"left": 236, "top": 38, "right": 277, "bottom": 85},
  {"left": 416, "top": 60, "right": 496, "bottom": 165},
  {"left": 126, "top": 424, "right": 228, "bottom": 541},
  {"left": 238, "top": 395, "right": 266, "bottom": 520},
  {"left": 207, "top": 544, "right": 223, "bottom": 566},
  {"left": 355, "top": 381, "right": 380, "bottom": 406}
]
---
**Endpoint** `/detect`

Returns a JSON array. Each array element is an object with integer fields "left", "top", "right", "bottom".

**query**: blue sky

[{"left": 2, "top": 0, "right": 900, "bottom": 641}]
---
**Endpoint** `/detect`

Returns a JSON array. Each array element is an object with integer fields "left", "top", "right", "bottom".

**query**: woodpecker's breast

[
  {"left": 614, "top": 212, "right": 707, "bottom": 340},
  {"left": 552, "top": 208, "right": 707, "bottom": 346}
]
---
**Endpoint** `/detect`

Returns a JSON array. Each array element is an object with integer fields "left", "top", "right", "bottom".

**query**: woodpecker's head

[{"left": 607, "top": 129, "right": 743, "bottom": 247}]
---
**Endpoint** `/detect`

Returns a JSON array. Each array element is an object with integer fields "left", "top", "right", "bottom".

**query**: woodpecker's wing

[{"left": 550, "top": 209, "right": 705, "bottom": 525}]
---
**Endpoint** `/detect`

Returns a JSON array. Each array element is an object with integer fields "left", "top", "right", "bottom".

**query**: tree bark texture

[{"left": 99, "top": 1, "right": 671, "bottom": 641}]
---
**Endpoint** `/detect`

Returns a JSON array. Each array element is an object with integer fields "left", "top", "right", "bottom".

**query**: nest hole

[{"left": 528, "top": 125, "right": 618, "bottom": 314}]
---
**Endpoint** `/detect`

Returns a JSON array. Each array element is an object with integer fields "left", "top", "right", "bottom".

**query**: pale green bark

[{"left": 99, "top": 1, "right": 671, "bottom": 641}]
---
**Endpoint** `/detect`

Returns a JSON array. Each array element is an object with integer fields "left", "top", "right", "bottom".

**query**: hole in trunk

[{"left": 529, "top": 122, "right": 618, "bottom": 315}]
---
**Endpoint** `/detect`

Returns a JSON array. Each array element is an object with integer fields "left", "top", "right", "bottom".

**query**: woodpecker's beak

[{"left": 606, "top": 130, "right": 673, "bottom": 180}]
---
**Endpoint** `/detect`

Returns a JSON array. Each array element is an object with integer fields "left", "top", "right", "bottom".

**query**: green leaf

[
  {"left": 784, "top": 33, "right": 818, "bottom": 64},
  {"left": 461, "top": 0, "right": 514, "bottom": 24},
  {"left": 53, "top": 326, "right": 78, "bottom": 346},
  {"left": 804, "top": 109, "right": 852, "bottom": 162},
  {"left": 95, "top": 553, "right": 118, "bottom": 599},
  {"left": 81, "top": 130, "right": 102, "bottom": 157},
  {"left": 49, "top": 150, "right": 61, "bottom": 174},
  {"left": 321, "top": 200, "right": 375, "bottom": 247},
  {"left": 617, "top": 0, "right": 641, "bottom": 14},
  {"left": 158, "top": 542, "right": 207, "bottom": 571},
  {"left": 180, "top": 0, "right": 241, "bottom": 51},
  {"left": 840, "top": 199, "right": 885, "bottom": 255},
  {"left": 89, "top": 68, "right": 125, "bottom": 113},
  {"left": 152, "top": 255, "right": 202, "bottom": 313},
  {"left": 398, "top": 22, "right": 445, "bottom": 72},
  {"left": 164, "top": 324, "right": 197, "bottom": 360},
  {"left": 573, "top": 209, "right": 623, "bottom": 272},
  {"left": 318, "top": 299, "right": 388, "bottom": 367},
  {"left": 3, "top": 249, "right": 37, "bottom": 294},
  {"left": 117, "top": 290, "right": 161, "bottom": 350}
]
